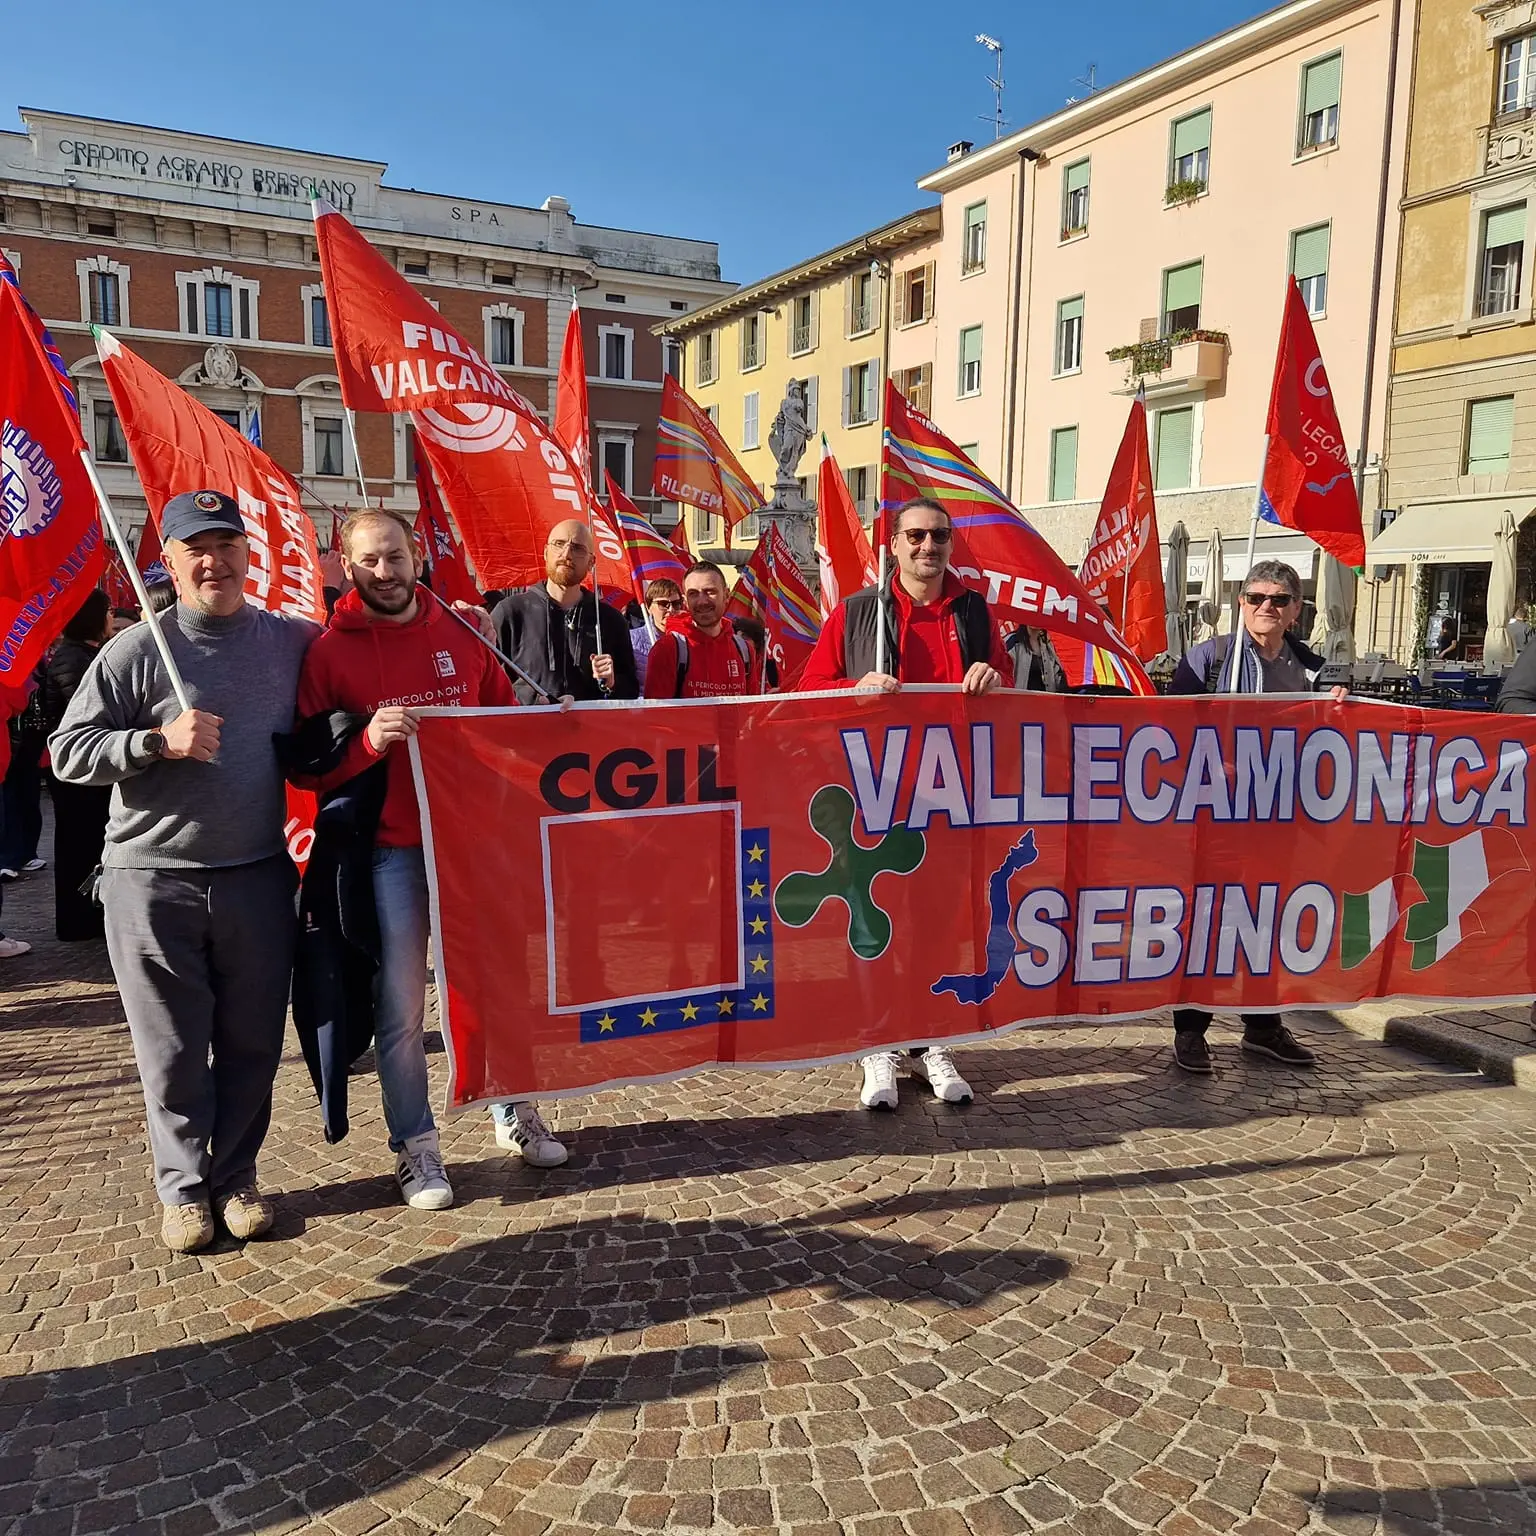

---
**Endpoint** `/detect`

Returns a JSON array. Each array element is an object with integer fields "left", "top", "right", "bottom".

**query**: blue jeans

[{"left": 371, "top": 845, "right": 436, "bottom": 1152}]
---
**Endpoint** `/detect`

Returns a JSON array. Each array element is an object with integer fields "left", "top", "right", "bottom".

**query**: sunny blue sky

[{"left": 4, "top": 0, "right": 1271, "bottom": 281}]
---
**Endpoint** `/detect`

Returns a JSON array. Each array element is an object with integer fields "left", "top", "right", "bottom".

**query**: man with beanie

[{"left": 50, "top": 490, "right": 318, "bottom": 1253}]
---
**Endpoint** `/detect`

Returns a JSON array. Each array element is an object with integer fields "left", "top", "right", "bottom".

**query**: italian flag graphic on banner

[{"left": 1403, "top": 828, "right": 1527, "bottom": 971}]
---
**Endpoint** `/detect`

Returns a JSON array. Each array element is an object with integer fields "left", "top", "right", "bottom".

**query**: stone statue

[{"left": 768, "top": 378, "right": 813, "bottom": 485}]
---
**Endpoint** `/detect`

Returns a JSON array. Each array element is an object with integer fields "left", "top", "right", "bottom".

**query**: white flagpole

[
  {"left": 343, "top": 408, "right": 372, "bottom": 508},
  {"left": 875, "top": 545, "right": 889, "bottom": 676},
  {"left": 570, "top": 289, "right": 608, "bottom": 698},
  {"left": 1242, "top": 433, "right": 1270, "bottom": 627},
  {"left": 78, "top": 453, "right": 192, "bottom": 713}
]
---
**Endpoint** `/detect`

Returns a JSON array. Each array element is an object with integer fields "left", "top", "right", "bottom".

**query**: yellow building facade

[
  {"left": 1375, "top": 0, "right": 1536, "bottom": 657},
  {"left": 656, "top": 209, "right": 941, "bottom": 558}
]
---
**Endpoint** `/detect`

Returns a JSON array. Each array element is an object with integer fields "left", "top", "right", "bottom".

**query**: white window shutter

[
  {"left": 841, "top": 367, "right": 852, "bottom": 428},
  {"left": 871, "top": 358, "right": 883, "bottom": 421},
  {"left": 805, "top": 376, "right": 819, "bottom": 431},
  {"left": 844, "top": 280, "right": 854, "bottom": 339}
]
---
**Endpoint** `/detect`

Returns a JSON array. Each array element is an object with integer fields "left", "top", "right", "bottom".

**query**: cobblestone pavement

[{"left": 4, "top": 846, "right": 1536, "bottom": 1536}]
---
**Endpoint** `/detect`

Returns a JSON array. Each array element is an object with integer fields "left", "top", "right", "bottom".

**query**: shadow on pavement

[{"left": 1313, "top": 1479, "right": 1536, "bottom": 1533}]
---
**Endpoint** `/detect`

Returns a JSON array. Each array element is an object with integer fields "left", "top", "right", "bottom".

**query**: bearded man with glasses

[
  {"left": 1164, "top": 557, "right": 1348, "bottom": 1074},
  {"left": 800, "top": 497, "right": 1011, "bottom": 1110}
]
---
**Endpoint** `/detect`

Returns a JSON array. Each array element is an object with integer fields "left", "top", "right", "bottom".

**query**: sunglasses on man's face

[
  {"left": 1242, "top": 591, "right": 1295, "bottom": 610},
  {"left": 900, "top": 527, "right": 953, "bottom": 547}
]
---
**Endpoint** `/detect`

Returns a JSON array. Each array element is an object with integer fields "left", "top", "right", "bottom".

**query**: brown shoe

[
  {"left": 161, "top": 1199, "right": 216, "bottom": 1253},
  {"left": 215, "top": 1186, "right": 275, "bottom": 1240}
]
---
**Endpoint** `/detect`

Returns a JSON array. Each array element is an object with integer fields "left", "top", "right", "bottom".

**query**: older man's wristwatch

[{"left": 141, "top": 729, "right": 167, "bottom": 760}]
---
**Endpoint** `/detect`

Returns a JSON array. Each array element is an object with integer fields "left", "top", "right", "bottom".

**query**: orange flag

[
  {"left": 554, "top": 300, "right": 593, "bottom": 492},
  {"left": 653, "top": 375, "right": 760, "bottom": 528},
  {"left": 815, "top": 436, "right": 877, "bottom": 617},
  {"left": 1079, "top": 393, "right": 1166, "bottom": 663},
  {"left": 94, "top": 328, "right": 325, "bottom": 624}
]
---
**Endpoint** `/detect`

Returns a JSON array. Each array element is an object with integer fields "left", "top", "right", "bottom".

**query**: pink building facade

[{"left": 916, "top": 0, "right": 1409, "bottom": 617}]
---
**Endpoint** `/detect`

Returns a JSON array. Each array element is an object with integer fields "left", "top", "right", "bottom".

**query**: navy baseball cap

[{"left": 160, "top": 490, "right": 247, "bottom": 544}]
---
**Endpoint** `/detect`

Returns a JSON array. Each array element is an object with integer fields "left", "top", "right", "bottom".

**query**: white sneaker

[
  {"left": 0, "top": 870, "right": 17, "bottom": 883},
  {"left": 0, "top": 937, "right": 31, "bottom": 959},
  {"left": 495, "top": 1103, "right": 568, "bottom": 1168},
  {"left": 395, "top": 1131, "right": 454, "bottom": 1211},
  {"left": 912, "top": 1046, "right": 973, "bottom": 1104},
  {"left": 859, "top": 1051, "right": 902, "bottom": 1110},
  {"left": 22, "top": 859, "right": 45, "bottom": 873}
]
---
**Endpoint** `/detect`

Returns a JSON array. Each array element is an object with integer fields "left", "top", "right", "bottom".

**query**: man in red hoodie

[
  {"left": 643, "top": 561, "right": 764, "bottom": 699},
  {"left": 294, "top": 509, "right": 565, "bottom": 1211},
  {"left": 799, "top": 497, "right": 1010, "bottom": 1113}
]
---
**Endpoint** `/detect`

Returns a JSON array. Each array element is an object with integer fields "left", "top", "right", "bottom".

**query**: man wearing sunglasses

[
  {"left": 801, "top": 497, "right": 1011, "bottom": 1110},
  {"left": 1166, "top": 558, "right": 1346, "bottom": 1073}
]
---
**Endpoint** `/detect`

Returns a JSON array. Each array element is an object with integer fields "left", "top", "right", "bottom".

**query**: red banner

[
  {"left": 816, "top": 439, "right": 877, "bottom": 616},
  {"left": 413, "top": 692, "right": 1536, "bottom": 1106},
  {"left": 95, "top": 330, "right": 325, "bottom": 625},
  {"left": 1080, "top": 395, "right": 1166, "bottom": 663},
  {"left": 0, "top": 282, "right": 104, "bottom": 689},
  {"left": 1259, "top": 278, "right": 1366, "bottom": 569},
  {"left": 554, "top": 300, "right": 593, "bottom": 492},
  {"left": 413, "top": 455, "right": 481, "bottom": 608},
  {"left": 724, "top": 523, "right": 820, "bottom": 688},
  {"left": 653, "top": 376, "right": 761, "bottom": 528}
]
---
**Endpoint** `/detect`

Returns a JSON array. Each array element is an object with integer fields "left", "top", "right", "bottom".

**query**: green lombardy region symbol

[{"left": 772, "top": 784, "right": 926, "bottom": 961}]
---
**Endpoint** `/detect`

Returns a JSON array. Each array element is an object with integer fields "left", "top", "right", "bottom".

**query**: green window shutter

[
  {"left": 1486, "top": 204, "right": 1527, "bottom": 248},
  {"left": 1304, "top": 54, "right": 1342, "bottom": 115},
  {"left": 960, "top": 326, "right": 983, "bottom": 366},
  {"left": 1172, "top": 109, "right": 1211, "bottom": 158},
  {"left": 1163, "top": 262, "right": 1203, "bottom": 314},
  {"left": 1291, "top": 224, "right": 1331, "bottom": 281},
  {"left": 1058, "top": 295, "right": 1084, "bottom": 324},
  {"left": 1155, "top": 408, "right": 1194, "bottom": 490},
  {"left": 1467, "top": 396, "right": 1515, "bottom": 473},
  {"left": 1065, "top": 160, "right": 1090, "bottom": 194},
  {"left": 1050, "top": 427, "right": 1079, "bottom": 502}
]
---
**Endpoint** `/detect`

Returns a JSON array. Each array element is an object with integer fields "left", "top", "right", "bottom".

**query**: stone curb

[{"left": 1323, "top": 1002, "right": 1536, "bottom": 1091}]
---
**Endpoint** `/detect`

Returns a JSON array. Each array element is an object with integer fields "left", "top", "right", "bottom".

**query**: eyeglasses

[
  {"left": 901, "top": 527, "right": 953, "bottom": 547},
  {"left": 1242, "top": 592, "right": 1295, "bottom": 610},
  {"left": 651, "top": 599, "right": 683, "bottom": 612},
  {"left": 547, "top": 538, "right": 590, "bottom": 554}
]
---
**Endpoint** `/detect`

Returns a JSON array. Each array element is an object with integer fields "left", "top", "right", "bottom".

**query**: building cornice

[
  {"left": 917, "top": 0, "right": 1374, "bottom": 190},
  {"left": 653, "top": 208, "right": 940, "bottom": 337}
]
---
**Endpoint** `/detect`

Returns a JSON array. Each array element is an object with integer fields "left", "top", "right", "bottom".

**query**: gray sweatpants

[{"left": 102, "top": 857, "right": 297, "bottom": 1207}]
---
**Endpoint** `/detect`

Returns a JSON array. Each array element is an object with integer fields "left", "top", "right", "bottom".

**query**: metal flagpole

[
  {"left": 342, "top": 408, "right": 372, "bottom": 508},
  {"left": 1241, "top": 432, "right": 1271, "bottom": 625},
  {"left": 874, "top": 546, "right": 889, "bottom": 676},
  {"left": 571, "top": 288, "right": 609, "bottom": 699},
  {"left": 78, "top": 453, "right": 192, "bottom": 713}
]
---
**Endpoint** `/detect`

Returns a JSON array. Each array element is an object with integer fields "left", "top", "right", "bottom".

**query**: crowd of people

[{"left": 27, "top": 488, "right": 1354, "bottom": 1253}]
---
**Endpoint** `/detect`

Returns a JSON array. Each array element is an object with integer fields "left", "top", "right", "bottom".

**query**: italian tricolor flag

[
  {"left": 1339, "top": 873, "right": 1421, "bottom": 972},
  {"left": 1402, "top": 828, "right": 1527, "bottom": 971}
]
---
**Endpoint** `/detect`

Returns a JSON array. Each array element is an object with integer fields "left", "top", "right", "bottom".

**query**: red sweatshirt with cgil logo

[{"left": 294, "top": 589, "right": 516, "bottom": 847}]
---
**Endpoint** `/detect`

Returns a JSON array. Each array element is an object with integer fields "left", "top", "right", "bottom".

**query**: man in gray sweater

[{"left": 51, "top": 491, "right": 318, "bottom": 1253}]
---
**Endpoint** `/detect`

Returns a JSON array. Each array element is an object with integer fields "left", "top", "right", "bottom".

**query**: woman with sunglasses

[{"left": 1165, "top": 557, "right": 1344, "bottom": 1074}]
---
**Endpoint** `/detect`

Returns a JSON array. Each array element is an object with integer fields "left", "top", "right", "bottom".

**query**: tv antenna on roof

[
  {"left": 976, "top": 34, "right": 1006, "bottom": 139},
  {"left": 1066, "top": 62, "right": 1099, "bottom": 106}
]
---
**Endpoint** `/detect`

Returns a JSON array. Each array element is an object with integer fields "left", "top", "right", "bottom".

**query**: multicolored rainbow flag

[
  {"left": 607, "top": 474, "right": 687, "bottom": 601},
  {"left": 653, "top": 376, "right": 762, "bottom": 529},
  {"left": 725, "top": 523, "right": 820, "bottom": 687}
]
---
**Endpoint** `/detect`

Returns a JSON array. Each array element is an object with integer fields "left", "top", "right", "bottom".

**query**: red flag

[
  {"left": 1079, "top": 395, "right": 1166, "bottom": 662},
  {"left": 554, "top": 300, "right": 593, "bottom": 492},
  {"left": 95, "top": 330, "right": 325, "bottom": 624},
  {"left": 413, "top": 454, "right": 482, "bottom": 608},
  {"left": 102, "top": 550, "right": 137, "bottom": 611},
  {"left": 880, "top": 383, "right": 1152, "bottom": 694},
  {"left": 136, "top": 513, "right": 166, "bottom": 580},
  {"left": 587, "top": 496, "right": 636, "bottom": 608},
  {"left": 725, "top": 524, "right": 821, "bottom": 688},
  {"left": 608, "top": 474, "right": 687, "bottom": 603},
  {"left": 0, "top": 283, "right": 106, "bottom": 687},
  {"left": 312, "top": 200, "right": 534, "bottom": 422},
  {"left": 1259, "top": 278, "right": 1366, "bottom": 568},
  {"left": 668, "top": 517, "right": 692, "bottom": 562},
  {"left": 653, "top": 376, "right": 761, "bottom": 528},
  {"left": 815, "top": 436, "right": 877, "bottom": 617}
]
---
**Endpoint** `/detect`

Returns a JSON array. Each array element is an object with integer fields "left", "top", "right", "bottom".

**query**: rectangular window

[
  {"left": 1500, "top": 34, "right": 1536, "bottom": 115},
  {"left": 1049, "top": 427, "right": 1079, "bottom": 502},
  {"left": 845, "top": 464, "right": 872, "bottom": 516},
  {"left": 184, "top": 283, "right": 199, "bottom": 335},
  {"left": 791, "top": 294, "right": 814, "bottom": 354},
  {"left": 849, "top": 271, "right": 875, "bottom": 335},
  {"left": 706, "top": 403, "right": 719, "bottom": 426},
  {"left": 93, "top": 401, "right": 127, "bottom": 463},
  {"left": 602, "top": 437, "right": 632, "bottom": 493},
  {"left": 237, "top": 288, "right": 251, "bottom": 340},
  {"left": 958, "top": 325, "right": 983, "bottom": 397},
  {"left": 896, "top": 363, "right": 932, "bottom": 417},
  {"left": 962, "top": 202, "right": 987, "bottom": 272},
  {"left": 1062, "top": 160, "right": 1091, "bottom": 237},
  {"left": 1169, "top": 108, "right": 1212, "bottom": 190},
  {"left": 204, "top": 283, "right": 233, "bottom": 338},
  {"left": 1162, "top": 260, "right": 1204, "bottom": 334},
  {"left": 1154, "top": 406, "right": 1195, "bottom": 490},
  {"left": 212, "top": 410, "right": 242, "bottom": 432},
  {"left": 845, "top": 362, "right": 877, "bottom": 425},
  {"left": 741, "top": 313, "right": 762, "bottom": 370},
  {"left": 310, "top": 294, "right": 331, "bottom": 348},
  {"left": 743, "top": 391, "right": 760, "bottom": 450},
  {"left": 88, "top": 271, "right": 120, "bottom": 326},
  {"left": 1055, "top": 296, "right": 1085, "bottom": 375},
  {"left": 697, "top": 330, "right": 718, "bottom": 385},
  {"left": 1299, "top": 53, "right": 1342, "bottom": 151},
  {"left": 314, "top": 416, "right": 345, "bottom": 477},
  {"left": 405, "top": 423, "right": 417, "bottom": 479},
  {"left": 898, "top": 263, "right": 931, "bottom": 326},
  {"left": 490, "top": 316, "right": 518, "bottom": 366},
  {"left": 603, "top": 330, "right": 630, "bottom": 380},
  {"left": 1479, "top": 204, "right": 1526, "bottom": 316},
  {"left": 1465, "top": 396, "right": 1515, "bottom": 474},
  {"left": 1290, "top": 224, "right": 1331, "bottom": 318}
]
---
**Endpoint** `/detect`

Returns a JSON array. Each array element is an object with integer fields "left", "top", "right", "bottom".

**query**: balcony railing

[
  {"left": 1107, "top": 329, "right": 1229, "bottom": 395},
  {"left": 792, "top": 323, "right": 811, "bottom": 353}
]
